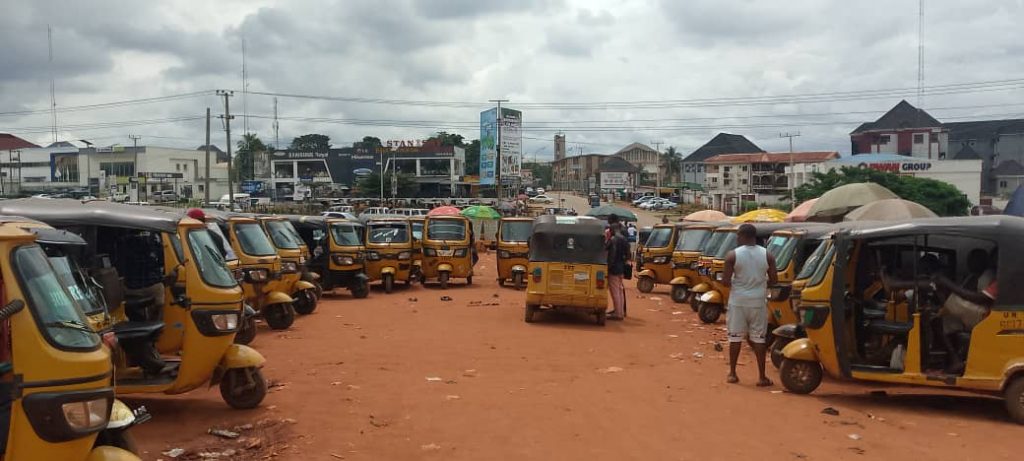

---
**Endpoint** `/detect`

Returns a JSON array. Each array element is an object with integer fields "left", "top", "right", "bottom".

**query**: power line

[{"left": 0, "top": 91, "right": 215, "bottom": 117}]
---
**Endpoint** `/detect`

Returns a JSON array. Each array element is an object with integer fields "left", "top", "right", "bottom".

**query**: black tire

[
  {"left": 351, "top": 282, "right": 369, "bottom": 299},
  {"left": 688, "top": 292, "right": 699, "bottom": 312},
  {"left": 513, "top": 273, "right": 525, "bottom": 290},
  {"left": 670, "top": 284, "right": 688, "bottom": 303},
  {"left": 264, "top": 303, "right": 295, "bottom": 330},
  {"left": 1005, "top": 376, "right": 1024, "bottom": 424},
  {"left": 467, "top": 275, "right": 473, "bottom": 285},
  {"left": 498, "top": 278, "right": 505, "bottom": 287},
  {"left": 596, "top": 309, "right": 606, "bottom": 326},
  {"left": 439, "top": 272, "right": 449, "bottom": 289},
  {"left": 383, "top": 274, "right": 394, "bottom": 294},
  {"left": 220, "top": 368, "right": 267, "bottom": 409},
  {"left": 697, "top": 302, "right": 722, "bottom": 324},
  {"left": 524, "top": 304, "right": 537, "bottom": 323},
  {"left": 293, "top": 290, "right": 317, "bottom": 315},
  {"left": 779, "top": 359, "right": 823, "bottom": 395},
  {"left": 770, "top": 338, "right": 789, "bottom": 369},
  {"left": 234, "top": 315, "right": 257, "bottom": 345},
  {"left": 637, "top": 276, "right": 655, "bottom": 293},
  {"left": 96, "top": 428, "right": 139, "bottom": 454}
]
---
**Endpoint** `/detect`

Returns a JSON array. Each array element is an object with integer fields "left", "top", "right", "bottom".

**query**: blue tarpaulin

[{"left": 1004, "top": 185, "right": 1024, "bottom": 217}]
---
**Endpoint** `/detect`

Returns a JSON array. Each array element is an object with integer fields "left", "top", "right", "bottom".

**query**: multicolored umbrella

[
  {"left": 683, "top": 209, "right": 728, "bottom": 222},
  {"left": 786, "top": 198, "right": 818, "bottom": 222},
  {"left": 732, "top": 208, "right": 787, "bottom": 223},
  {"left": 585, "top": 205, "right": 637, "bottom": 222},
  {"left": 427, "top": 206, "right": 461, "bottom": 216},
  {"left": 460, "top": 205, "right": 501, "bottom": 220},
  {"left": 808, "top": 182, "right": 898, "bottom": 221},
  {"left": 843, "top": 199, "right": 937, "bottom": 221}
]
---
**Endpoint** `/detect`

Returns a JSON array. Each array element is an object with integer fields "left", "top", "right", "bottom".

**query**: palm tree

[
  {"left": 236, "top": 133, "right": 268, "bottom": 182},
  {"left": 660, "top": 146, "right": 681, "bottom": 184}
]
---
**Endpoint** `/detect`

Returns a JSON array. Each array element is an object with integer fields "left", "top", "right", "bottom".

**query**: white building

[
  {"left": 7, "top": 144, "right": 230, "bottom": 201},
  {"left": 703, "top": 151, "right": 840, "bottom": 213},
  {"left": 822, "top": 154, "right": 983, "bottom": 205}
]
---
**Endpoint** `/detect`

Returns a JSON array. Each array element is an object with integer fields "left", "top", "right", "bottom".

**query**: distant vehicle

[
  {"left": 394, "top": 208, "right": 429, "bottom": 217},
  {"left": 322, "top": 211, "right": 358, "bottom": 220},
  {"left": 360, "top": 207, "right": 391, "bottom": 217},
  {"left": 110, "top": 192, "right": 130, "bottom": 202},
  {"left": 543, "top": 207, "right": 577, "bottom": 216},
  {"left": 638, "top": 198, "right": 672, "bottom": 210},
  {"left": 30, "top": 194, "right": 54, "bottom": 199},
  {"left": 632, "top": 196, "right": 658, "bottom": 206},
  {"left": 529, "top": 194, "right": 553, "bottom": 204},
  {"left": 214, "top": 193, "right": 251, "bottom": 209},
  {"left": 353, "top": 168, "right": 373, "bottom": 176},
  {"left": 328, "top": 205, "right": 355, "bottom": 213},
  {"left": 536, "top": 188, "right": 546, "bottom": 195},
  {"left": 153, "top": 190, "right": 178, "bottom": 203},
  {"left": 589, "top": 194, "right": 600, "bottom": 207}
]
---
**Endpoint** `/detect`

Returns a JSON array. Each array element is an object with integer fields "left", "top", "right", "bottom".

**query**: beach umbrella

[
  {"left": 786, "top": 198, "right": 818, "bottom": 222},
  {"left": 683, "top": 209, "right": 728, "bottom": 222},
  {"left": 1005, "top": 185, "right": 1024, "bottom": 217},
  {"left": 427, "top": 206, "right": 461, "bottom": 216},
  {"left": 843, "top": 199, "right": 938, "bottom": 221},
  {"left": 807, "top": 182, "right": 898, "bottom": 221},
  {"left": 732, "top": 208, "right": 787, "bottom": 223},
  {"left": 460, "top": 205, "right": 501, "bottom": 220},
  {"left": 585, "top": 204, "right": 637, "bottom": 222}
]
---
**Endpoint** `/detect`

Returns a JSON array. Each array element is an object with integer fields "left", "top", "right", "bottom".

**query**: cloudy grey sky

[{"left": 2, "top": 0, "right": 1023, "bottom": 158}]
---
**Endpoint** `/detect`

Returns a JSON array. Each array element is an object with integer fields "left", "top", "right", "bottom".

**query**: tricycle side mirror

[{"left": 0, "top": 300, "right": 25, "bottom": 322}]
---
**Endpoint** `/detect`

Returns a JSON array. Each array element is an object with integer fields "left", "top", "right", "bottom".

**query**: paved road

[
  {"left": 554, "top": 192, "right": 663, "bottom": 227},
  {"left": 133, "top": 253, "right": 1020, "bottom": 461}
]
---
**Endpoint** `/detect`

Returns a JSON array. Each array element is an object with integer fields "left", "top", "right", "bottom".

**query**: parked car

[
  {"left": 328, "top": 205, "right": 355, "bottom": 213},
  {"left": 322, "top": 211, "right": 358, "bottom": 220},
  {"left": 153, "top": 190, "right": 178, "bottom": 203},
  {"left": 639, "top": 198, "right": 675, "bottom": 210},
  {"left": 359, "top": 207, "right": 391, "bottom": 217},
  {"left": 536, "top": 188, "right": 546, "bottom": 195},
  {"left": 529, "top": 194, "right": 554, "bottom": 204},
  {"left": 632, "top": 195, "right": 658, "bottom": 206}
]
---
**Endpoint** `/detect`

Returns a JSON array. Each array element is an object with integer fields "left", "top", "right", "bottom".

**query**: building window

[
  {"left": 879, "top": 135, "right": 891, "bottom": 145},
  {"left": 176, "top": 164, "right": 181, "bottom": 171},
  {"left": 100, "top": 162, "right": 136, "bottom": 177},
  {"left": 741, "top": 179, "right": 748, "bottom": 185},
  {"left": 183, "top": 163, "right": 188, "bottom": 173},
  {"left": 1000, "top": 180, "right": 1008, "bottom": 188},
  {"left": 741, "top": 166, "right": 748, "bottom": 172},
  {"left": 913, "top": 133, "right": 925, "bottom": 144},
  {"left": 711, "top": 177, "right": 718, "bottom": 183}
]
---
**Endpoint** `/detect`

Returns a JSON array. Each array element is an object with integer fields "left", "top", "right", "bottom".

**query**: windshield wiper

[{"left": 46, "top": 319, "right": 94, "bottom": 333}]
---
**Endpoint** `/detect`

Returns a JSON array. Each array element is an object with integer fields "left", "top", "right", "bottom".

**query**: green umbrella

[
  {"left": 585, "top": 205, "right": 637, "bottom": 222},
  {"left": 460, "top": 205, "right": 501, "bottom": 220}
]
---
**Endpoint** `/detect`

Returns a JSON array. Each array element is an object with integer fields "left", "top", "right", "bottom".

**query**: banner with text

[{"left": 479, "top": 108, "right": 498, "bottom": 185}]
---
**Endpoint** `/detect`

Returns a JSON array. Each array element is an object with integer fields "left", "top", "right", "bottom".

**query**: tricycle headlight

[
  {"left": 499, "top": 250, "right": 511, "bottom": 259},
  {"left": 652, "top": 256, "right": 669, "bottom": 264},
  {"left": 366, "top": 251, "right": 381, "bottom": 261},
  {"left": 454, "top": 248, "right": 468, "bottom": 257},
  {"left": 423, "top": 248, "right": 437, "bottom": 257},
  {"left": 211, "top": 313, "right": 239, "bottom": 331},
  {"left": 247, "top": 268, "right": 269, "bottom": 282},
  {"left": 398, "top": 251, "right": 411, "bottom": 261},
  {"left": 714, "top": 272, "right": 724, "bottom": 281},
  {"left": 62, "top": 398, "right": 109, "bottom": 432},
  {"left": 768, "top": 287, "right": 782, "bottom": 301},
  {"left": 281, "top": 261, "right": 298, "bottom": 273},
  {"left": 690, "top": 262, "right": 699, "bottom": 270}
]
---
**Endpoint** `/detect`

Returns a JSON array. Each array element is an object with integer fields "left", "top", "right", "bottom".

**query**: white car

[
  {"left": 639, "top": 198, "right": 672, "bottom": 210},
  {"left": 632, "top": 196, "right": 658, "bottom": 206},
  {"left": 529, "top": 194, "right": 553, "bottom": 204},
  {"left": 536, "top": 188, "right": 546, "bottom": 195},
  {"left": 322, "top": 211, "right": 358, "bottom": 220}
]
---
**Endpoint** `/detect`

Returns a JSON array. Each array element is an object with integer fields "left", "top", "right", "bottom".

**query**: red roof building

[
  {"left": 702, "top": 151, "right": 840, "bottom": 213},
  {"left": 0, "top": 134, "right": 39, "bottom": 150}
]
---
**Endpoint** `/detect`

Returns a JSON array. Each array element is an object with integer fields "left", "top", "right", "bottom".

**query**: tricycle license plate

[{"left": 574, "top": 272, "right": 589, "bottom": 281}]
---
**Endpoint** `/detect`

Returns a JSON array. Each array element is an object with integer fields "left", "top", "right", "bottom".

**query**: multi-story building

[
  {"left": 703, "top": 151, "right": 839, "bottom": 213},
  {"left": 551, "top": 154, "right": 604, "bottom": 192},
  {"left": 680, "top": 133, "right": 764, "bottom": 193},
  {"left": 611, "top": 143, "right": 659, "bottom": 186},
  {"left": 850, "top": 100, "right": 948, "bottom": 158}
]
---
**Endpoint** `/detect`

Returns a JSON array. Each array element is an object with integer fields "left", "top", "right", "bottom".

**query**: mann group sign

[{"left": 600, "top": 172, "right": 630, "bottom": 189}]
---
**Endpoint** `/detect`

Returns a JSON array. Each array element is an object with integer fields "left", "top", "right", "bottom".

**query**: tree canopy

[
  {"left": 235, "top": 133, "right": 268, "bottom": 182},
  {"left": 290, "top": 133, "right": 331, "bottom": 151},
  {"left": 661, "top": 146, "right": 681, "bottom": 184},
  {"left": 354, "top": 171, "right": 418, "bottom": 198},
  {"left": 794, "top": 166, "right": 971, "bottom": 216}
]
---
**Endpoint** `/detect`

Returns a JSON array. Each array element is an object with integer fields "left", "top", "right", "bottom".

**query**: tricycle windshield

[
  {"left": 188, "top": 229, "right": 238, "bottom": 288},
  {"left": 330, "top": 223, "right": 363, "bottom": 246},
  {"left": 265, "top": 220, "right": 300, "bottom": 249},
  {"left": 427, "top": 220, "right": 466, "bottom": 240},
  {"left": 500, "top": 221, "right": 532, "bottom": 242},
  {"left": 767, "top": 235, "right": 799, "bottom": 270},
  {"left": 235, "top": 222, "right": 278, "bottom": 256},
  {"left": 797, "top": 240, "right": 830, "bottom": 281},
  {"left": 645, "top": 227, "right": 673, "bottom": 248},
  {"left": 676, "top": 229, "right": 711, "bottom": 251},
  {"left": 282, "top": 221, "right": 305, "bottom": 247},
  {"left": 206, "top": 222, "right": 237, "bottom": 260},
  {"left": 713, "top": 232, "right": 738, "bottom": 259},
  {"left": 702, "top": 231, "right": 728, "bottom": 257},
  {"left": 48, "top": 255, "right": 104, "bottom": 316},
  {"left": 15, "top": 244, "right": 100, "bottom": 350},
  {"left": 368, "top": 223, "right": 410, "bottom": 244},
  {"left": 411, "top": 222, "right": 423, "bottom": 240}
]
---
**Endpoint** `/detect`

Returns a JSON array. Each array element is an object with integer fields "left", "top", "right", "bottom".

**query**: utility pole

[
  {"left": 651, "top": 141, "right": 663, "bottom": 194},
  {"left": 780, "top": 132, "right": 801, "bottom": 204},
  {"left": 204, "top": 108, "right": 211, "bottom": 205},
  {"left": 129, "top": 134, "right": 142, "bottom": 201},
  {"left": 48, "top": 25, "right": 58, "bottom": 144},
  {"left": 490, "top": 99, "right": 508, "bottom": 200},
  {"left": 217, "top": 90, "right": 235, "bottom": 210}
]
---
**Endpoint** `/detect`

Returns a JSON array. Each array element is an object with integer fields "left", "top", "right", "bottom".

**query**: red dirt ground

[{"left": 132, "top": 254, "right": 1020, "bottom": 460}]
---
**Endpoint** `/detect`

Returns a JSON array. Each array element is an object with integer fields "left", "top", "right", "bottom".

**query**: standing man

[
  {"left": 722, "top": 224, "right": 777, "bottom": 386},
  {"left": 605, "top": 221, "right": 630, "bottom": 320}
]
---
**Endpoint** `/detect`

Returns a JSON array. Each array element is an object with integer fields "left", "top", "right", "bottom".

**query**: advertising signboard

[
  {"left": 499, "top": 108, "right": 522, "bottom": 183},
  {"left": 50, "top": 152, "right": 80, "bottom": 183},
  {"left": 479, "top": 108, "right": 498, "bottom": 185},
  {"left": 600, "top": 172, "right": 630, "bottom": 189}
]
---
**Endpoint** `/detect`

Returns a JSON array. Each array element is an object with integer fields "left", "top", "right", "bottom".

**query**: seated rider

[
  {"left": 114, "top": 231, "right": 170, "bottom": 375},
  {"left": 931, "top": 249, "right": 997, "bottom": 374}
]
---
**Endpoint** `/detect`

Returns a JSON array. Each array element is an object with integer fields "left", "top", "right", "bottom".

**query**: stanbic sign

[{"left": 858, "top": 161, "right": 933, "bottom": 173}]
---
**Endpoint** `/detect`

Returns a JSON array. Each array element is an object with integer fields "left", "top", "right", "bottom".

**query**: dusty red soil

[{"left": 132, "top": 254, "right": 1019, "bottom": 460}]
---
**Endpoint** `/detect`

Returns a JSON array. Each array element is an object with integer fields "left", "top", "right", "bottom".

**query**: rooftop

[
  {"left": 851, "top": 100, "right": 942, "bottom": 134},
  {"left": 704, "top": 151, "right": 839, "bottom": 164},
  {"left": 0, "top": 133, "right": 40, "bottom": 150},
  {"left": 682, "top": 133, "right": 763, "bottom": 163}
]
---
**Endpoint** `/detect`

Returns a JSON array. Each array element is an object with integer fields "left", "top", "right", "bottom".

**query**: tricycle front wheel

[
  {"left": 637, "top": 276, "right": 655, "bottom": 293},
  {"left": 264, "top": 303, "right": 295, "bottom": 330},
  {"left": 697, "top": 302, "right": 722, "bottom": 324},
  {"left": 670, "top": 284, "right": 688, "bottom": 303},
  {"left": 513, "top": 272, "right": 525, "bottom": 290},
  {"left": 220, "top": 367, "right": 267, "bottom": 409},
  {"left": 779, "top": 359, "right": 823, "bottom": 395}
]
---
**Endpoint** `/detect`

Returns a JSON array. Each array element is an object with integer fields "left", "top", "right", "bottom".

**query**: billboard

[
  {"left": 499, "top": 108, "right": 522, "bottom": 183},
  {"left": 479, "top": 108, "right": 498, "bottom": 185},
  {"left": 600, "top": 172, "right": 630, "bottom": 189}
]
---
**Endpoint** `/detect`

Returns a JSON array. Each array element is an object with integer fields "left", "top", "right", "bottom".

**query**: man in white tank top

[{"left": 722, "top": 224, "right": 777, "bottom": 386}]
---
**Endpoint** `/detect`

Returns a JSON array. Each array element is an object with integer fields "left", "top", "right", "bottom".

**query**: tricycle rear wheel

[
  {"left": 524, "top": 304, "right": 538, "bottom": 323},
  {"left": 596, "top": 309, "right": 606, "bottom": 326},
  {"left": 351, "top": 282, "right": 369, "bottom": 299},
  {"left": 1005, "top": 376, "right": 1024, "bottom": 424},
  {"left": 637, "top": 276, "right": 655, "bottom": 293}
]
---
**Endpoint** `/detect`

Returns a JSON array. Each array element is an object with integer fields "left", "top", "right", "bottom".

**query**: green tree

[
  {"left": 464, "top": 139, "right": 481, "bottom": 176},
  {"left": 235, "top": 133, "right": 267, "bottom": 182},
  {"left": 354, "top": 171, "right": 417, "bottom": 198},
  {"left": 794, "top": 166, "right": 971, "bottom": 216},
  {"left": 431, "top": 131, "right": 465, "bottom": 147},
  {"left": 289, "top": 133, "right": 331, "bottom": 151},
  {"left": 660, "top": 146, "right": 682, "bottom": 184},
  {"left": 361, "top": 136, "right": 382, "bottom": 148},
  {"left": 523, "top": 161, "right": 552, "bottom": 187}
]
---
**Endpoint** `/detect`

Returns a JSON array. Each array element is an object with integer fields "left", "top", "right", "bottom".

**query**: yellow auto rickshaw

[
  {"left": 668, "top": 222, "right": 723, "bottom": 304},
  {"left": 496, "top": 217, "right": 532, "bottom": 289},
  {"left": 204, "top": 210, "right": 295, "bottom": 336},
  {"left": 258, "top": 215, "right": 319, "bottom": 315},
  {"left": 0, "top": 199, "right": 268, "bottom": 412},
  {"left": 421, "top": 215, "right": 475, "bottom": 288},
  {"left": 364, "top": 218, "right": 414, "bottom": 293},
  {"left": 688, "top": 226, "right": 734, "bottom": 317},
  {"left": 325, "top": 218, "right": 370, "bottom": 298},
  {"left": 0, "top": 218, "right": 150, "bottom": 460},
  {"left": 524, "top": 215, "right": 608, "bottom": 325},
  {"left": 283, "top": 214, "right": 327, "bottom": 298},
  {"left": 691, "top": 223, "right": 799, "bottom": 324},
  {"left": 778, "top": 216, "right": 1024, "bottom": 424},
  {"left": 409, "top": 216, "right": 425, "bottom": 282},
  {"left": 636, "top": 223, "right": 683, "bottom": 293}
]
